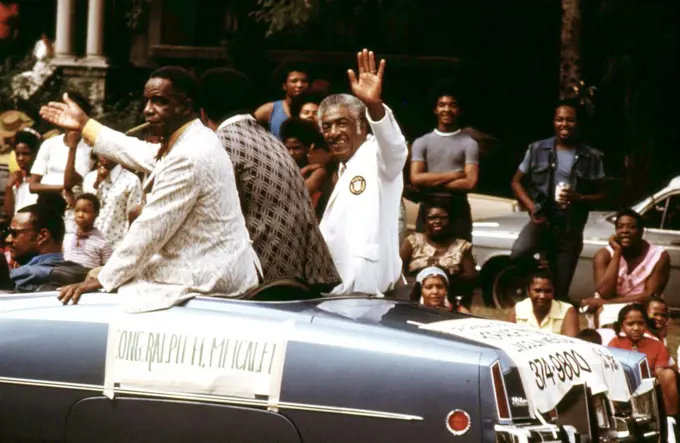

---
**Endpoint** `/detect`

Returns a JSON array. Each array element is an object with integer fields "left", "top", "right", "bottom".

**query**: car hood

[{"left": 304, "top": 297, "right": 632, "bottom": 412}]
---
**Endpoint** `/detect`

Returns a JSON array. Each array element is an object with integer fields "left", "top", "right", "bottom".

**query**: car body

[
  {"left": 472, "top": 176, "right": 680, "bottom": 310},
  {"left": 0, "top": 292, "right": 660, "bottom": 442}
]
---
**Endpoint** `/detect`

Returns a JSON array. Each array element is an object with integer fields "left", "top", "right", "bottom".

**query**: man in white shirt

[{"left": 319, "top": 49, "right": 408, "bottom": 295}]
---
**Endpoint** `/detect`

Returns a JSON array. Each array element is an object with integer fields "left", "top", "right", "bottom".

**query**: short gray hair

[{"left": 318, "top": 94, "right": 367, "bottom": 134}]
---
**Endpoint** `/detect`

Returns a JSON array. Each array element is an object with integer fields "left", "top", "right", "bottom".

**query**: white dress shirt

[
  {"left": 320, "top": 104, "right": 408, "bottom": 295},
  {"left": 83, "top": 165, "right": 143, "bottom": 249}
]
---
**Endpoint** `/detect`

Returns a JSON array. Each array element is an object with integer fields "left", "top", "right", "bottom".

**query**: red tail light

[
  {"left": 639, "top": 359, "right": 651, "bottom": 379},
  {"left": 446, "top": 409, "right": 471, "bottom": 435},
  {"left": 491, "top": 361, "right": 511, "bottom": 420}
]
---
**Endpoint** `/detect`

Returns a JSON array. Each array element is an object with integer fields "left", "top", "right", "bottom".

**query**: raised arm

[
  {"left": 349, "top": 49, "right": 407, "bottom": 180},
  {"left": 63, "top": 131, "right": 84, "bottom": 191}
]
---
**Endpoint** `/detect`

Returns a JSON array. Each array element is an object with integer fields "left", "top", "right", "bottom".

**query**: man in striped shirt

[{"left": 63, "top": 193, "right": 112, "bottom": 269}]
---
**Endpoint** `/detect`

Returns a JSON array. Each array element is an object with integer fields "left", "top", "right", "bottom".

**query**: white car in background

[
  {"left": 402, "top": 193, "right": 522, "bottom": 232},
  {"left": 472, "top": 176, "right": 680, "bottom": 312}
]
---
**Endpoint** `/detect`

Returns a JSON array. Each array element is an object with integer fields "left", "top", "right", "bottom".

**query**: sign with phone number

[{"left": 420, "top": 318, "right": 631, "bottom": 413}]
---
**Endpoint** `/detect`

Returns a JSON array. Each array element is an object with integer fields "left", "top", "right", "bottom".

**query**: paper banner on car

[
  {"left": 104, "top": 312, "right": 290, "bottom": 406},
  {"left": 419, "top": 318, "right": 631, "bottom": 413}
]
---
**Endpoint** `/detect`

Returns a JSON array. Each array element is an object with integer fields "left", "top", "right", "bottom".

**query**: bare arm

[
  {"left": 561, "top": 307, "right": 580, "bottom": 337},
  {"left": 29, "top": 174, "right": 63, "bottom": 194},
  {"left": 399, "top": 237, "right": 413, "bottom": 273},
  {"left": 63, "top": 133, "right": 85, "bottom": 191},
  {"left": 3, "top": 171, "right": 23, "bottom": 216},
  {"left": 458, "top": 249, "right": 477, "bottom": 284},
  {"left": 511, "top": 169, "right": 535, "bottom": 213},
  {"left": 410, "top": 161, "right": 465, "bottom": 187},
  {"left": 593, "top": 247, "right": 618, "bottom": 298},
  {"left": 508, "top": 307, "right": 517, "bottom": 323},
  {"left": 644, "top": 251, "right": 670, "bottom": 297},
  {"left": 305, "top": 167, "right": 327, "bottom": 196},
  {"left": 442, "top": 163, "right": 479, "bottom": 192},
  {"left": 3, "top": 184, "right": 14, "bottom": 217},
  {"left": 603, "top": 251, "right": 670, "bottom": 304},
  {"left": 253, "top": 102, "right": 274, "bottom": 127}
]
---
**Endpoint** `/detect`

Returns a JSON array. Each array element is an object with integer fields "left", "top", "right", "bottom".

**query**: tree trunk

[{"left": 559, "top": 0, "right": 581, "bottom": 99}]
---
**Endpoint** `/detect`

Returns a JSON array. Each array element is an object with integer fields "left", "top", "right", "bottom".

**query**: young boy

[
  {"left": 63, "top": 193, "right": 112, "bottom": 269},
  {"left": 4, "top": 128, "right": 41, "bottom": 217}
]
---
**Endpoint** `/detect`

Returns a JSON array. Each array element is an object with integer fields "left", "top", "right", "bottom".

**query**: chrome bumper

[
  {"left": 496, "top": 380, "right": 661, "bottom": 443},
  {"left": 612, "top": 379, "right": 662, "bottom": 442},
  {"left": 495, "top": 423, "right": 578, "bottom": 443}
]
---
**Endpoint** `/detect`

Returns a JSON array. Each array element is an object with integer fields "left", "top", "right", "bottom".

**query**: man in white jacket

[
  {"left": 39, "top": 67, "right": 260, "bottom": 312},
  {"left": 319, "top": 49, "right": 408, "bottom": 295}
]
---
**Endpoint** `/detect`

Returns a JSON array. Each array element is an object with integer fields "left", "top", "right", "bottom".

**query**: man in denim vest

[{"left": 510, "top": 99, "right": 606, "bottom": 302}]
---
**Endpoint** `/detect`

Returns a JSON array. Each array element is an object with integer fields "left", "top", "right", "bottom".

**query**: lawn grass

[{"left": 470, "top": 304, "right": 680, "bottom": 365}]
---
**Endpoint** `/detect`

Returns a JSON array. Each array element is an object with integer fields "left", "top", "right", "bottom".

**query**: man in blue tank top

[{"left": 254, "top": 62, "right": 311, "bottom": 139}]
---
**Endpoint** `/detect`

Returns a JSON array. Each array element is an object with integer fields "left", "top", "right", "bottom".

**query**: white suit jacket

[
  {"left": 86, "top": 119, "right": 260, "bottom": 312},
  {"left": 320, "top": 105, "right": 407, "bottom": 295}
]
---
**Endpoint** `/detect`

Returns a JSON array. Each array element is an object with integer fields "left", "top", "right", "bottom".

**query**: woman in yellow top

[{"left": 509, "top": 267, "right": 579, "bottom": 337}]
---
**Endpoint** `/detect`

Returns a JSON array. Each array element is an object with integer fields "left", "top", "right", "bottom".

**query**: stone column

[
  {"left": 54, "top": 0, "right": 75, "bottom": 58},
  {"left": 85, "top": 0, "right": 107, "bottom": 65}
]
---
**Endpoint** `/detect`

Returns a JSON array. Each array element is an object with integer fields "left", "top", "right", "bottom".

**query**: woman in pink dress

[{"left": 582, "top": 209, "right": 670, "bottom": 313}]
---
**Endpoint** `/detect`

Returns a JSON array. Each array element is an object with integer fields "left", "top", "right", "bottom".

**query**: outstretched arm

[{"left": 40, "top": 93, "right": 159, "bottom": 174}]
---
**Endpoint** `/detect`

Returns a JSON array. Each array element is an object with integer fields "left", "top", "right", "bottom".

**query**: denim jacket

[{"left": 522, "top": 137, "right": 604, "bottom": 227}]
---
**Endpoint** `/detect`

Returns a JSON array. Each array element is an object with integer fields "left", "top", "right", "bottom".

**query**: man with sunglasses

[{"left": 5, "top": 203, "right": 87, "bottom": 291}]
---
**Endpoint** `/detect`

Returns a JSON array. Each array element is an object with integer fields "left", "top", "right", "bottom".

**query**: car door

[
  {"left": 638, "top": 191, "right": 680, "bottom": 309},
  {"left": 64, "top": 303, "right": 303, "bottom": 443},
  {"left": 65, "top": 397, "right": 302, "bottom": 443}
]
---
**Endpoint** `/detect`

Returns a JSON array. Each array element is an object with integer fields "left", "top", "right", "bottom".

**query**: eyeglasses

[{"left": 4, "top": 227, "right": 37, "bottom": 238}]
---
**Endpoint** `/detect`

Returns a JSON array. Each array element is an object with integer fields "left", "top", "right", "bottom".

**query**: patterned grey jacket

[{"left": 216, "top": 115, "right": 340, "bottom": 290}]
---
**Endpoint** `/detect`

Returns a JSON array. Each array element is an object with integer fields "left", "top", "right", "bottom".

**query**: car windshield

[{"left": 631, "top": 177, "right": 680, "bottom": 214}]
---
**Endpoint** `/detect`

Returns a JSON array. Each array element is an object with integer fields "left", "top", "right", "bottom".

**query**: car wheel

[
  {"left": 480, "top": 257, "right": 510, "bottom": 307},
  {"left": 491, "top": 265, "right": 527, "bottom": 309}
]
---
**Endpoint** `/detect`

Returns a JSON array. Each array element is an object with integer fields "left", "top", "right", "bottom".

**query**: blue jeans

[{"left": 510, "top": 220, "right": 583, "bottom": 302}]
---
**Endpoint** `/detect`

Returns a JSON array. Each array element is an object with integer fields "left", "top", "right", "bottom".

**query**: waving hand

[{"left": 348, "top": 49, "right": 386, "bottom": 119}]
